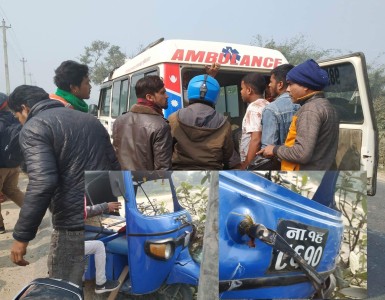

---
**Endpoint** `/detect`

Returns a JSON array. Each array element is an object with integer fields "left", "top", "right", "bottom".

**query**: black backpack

[
  {"left": 13, "top": 278, "right": 83, "bottom": 300},
  {"left": 0, "top": 119, "right": 23, "bottom": 168}
]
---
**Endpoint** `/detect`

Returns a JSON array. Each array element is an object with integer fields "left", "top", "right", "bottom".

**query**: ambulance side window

[
  {"left": 129, "top": 70, "right": 159, "bottom": 110},
  {"left": 322, "top": 63, "right": 364, "bottom": 124},
  {"left": 216, "top": 85, "right": 240, "bottom": 118},
  {"left": 120, "top": 79, "right": 129, "bottom": 114},
  {"left": 129, "top": 73, "right": 144, "bottom": 110},
  {"left": 111, "top": 81, "right": 121, "bottom": 118},
  {"left": 99, "top": 87, "right": 111, "bottom": 117},
  {"left": 111, "top": 79, "right": 129, "bottom": 118},
  {"left": 226, "top": 85, "right": 240, "bottom": 118}
]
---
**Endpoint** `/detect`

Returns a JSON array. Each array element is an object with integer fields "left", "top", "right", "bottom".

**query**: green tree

[
  {"left": 251, "top": 34, "right": 385, "bottom": 102},
  {"left": 366, "top": 54, "right": 385, "bottom": 100},
  {"left": 79, "top": 40, "right": 126, "bottom": 85},
  {"left": 251, "top": 34, "right": 340, "bottom": 65}
]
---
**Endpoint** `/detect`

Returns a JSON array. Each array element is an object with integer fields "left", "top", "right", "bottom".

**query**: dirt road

[{"left": 0, "top": 172, "right": 51, "bottom": 300}]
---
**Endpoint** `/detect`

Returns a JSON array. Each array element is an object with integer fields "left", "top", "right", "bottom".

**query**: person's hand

[
  {"left": 240, "top": 161, "right": 248, "bottom": 170},
  {"left": 205, "top": 63, "right": 220, "bottom": 77},
  {"left": 10, "top": 240, "right": 30, "bottom": 266},
  {"left": 256, "top": 145, "right": 275, "bottom": 158},
  {"left": 107, "top": 202, "right": 122, "bottom": 213}
]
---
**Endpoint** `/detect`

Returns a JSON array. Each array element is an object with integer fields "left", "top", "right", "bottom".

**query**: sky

[{"left": 0, "top": 0, "right": 384, "bottom": 103}]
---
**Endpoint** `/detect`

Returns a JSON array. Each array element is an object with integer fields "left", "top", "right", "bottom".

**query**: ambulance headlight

[{"left": 145, "top": 239, "right": 175, "bottom": 260}]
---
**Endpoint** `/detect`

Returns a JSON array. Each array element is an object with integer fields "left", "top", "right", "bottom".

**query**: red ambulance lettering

[
  {"left": 230, "top": 53, "right": 238, "bottom": 65},
  {"left": 205, "top": 52, "right": 218, "bottom": 63},
  {"left": 240, "top": 55, "right": 251, "bottom": 66},
  {"left": 186, "top": 50, "right": 205, "bottom": 62},
  {"left": 171, "top": 49, "right": 283, "bottom": 68},
  {"left": 251, "top": 56, "right": 263, "bottom": 67},
  {"left": 218, "top": 53, "right": 231, "bottom": 64},
  {"left": 274, "top": 58, "right": 282, "bottom": 68},
  {"left": 171, "top": 49, "right": 184, "bottom": 61},
  {"left": 263, "top": 57, "right": 274, "bottom": 68}
]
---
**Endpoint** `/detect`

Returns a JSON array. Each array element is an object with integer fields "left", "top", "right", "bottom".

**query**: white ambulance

[{"left": 95, "top": 38, "right": 378, "bottom": 195}]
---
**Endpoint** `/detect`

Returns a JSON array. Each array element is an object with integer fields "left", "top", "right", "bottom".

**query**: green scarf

[{"left": 55, "top": 88, "right": 89, "bottom": 112}]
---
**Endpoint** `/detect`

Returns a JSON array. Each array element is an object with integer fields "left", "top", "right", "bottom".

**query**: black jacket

[
  {"left": 13, "top": 100, "right": 120, "bottom": 243},
  {"left": 0, "top": 110, "right": 22, "bottom": 167},
  {"left": 0, "top": 110, "right": 18, "bottom": 132}
]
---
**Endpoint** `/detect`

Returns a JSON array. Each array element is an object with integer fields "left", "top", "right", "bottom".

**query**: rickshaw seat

[{"left": 106, "top": 235, "right": 128, "bottom": 255}]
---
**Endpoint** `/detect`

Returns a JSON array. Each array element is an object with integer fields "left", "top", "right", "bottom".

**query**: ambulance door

[
  {"left": 163, "top": 63, "right": 183, "bottom": 119},
  {"left": 319, "top": 53, "right": 378, "bottom": 195}
]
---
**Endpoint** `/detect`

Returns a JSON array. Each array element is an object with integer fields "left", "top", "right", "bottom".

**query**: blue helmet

[{"left": 187, "top": 74, "right": 220, "bottom": 105}]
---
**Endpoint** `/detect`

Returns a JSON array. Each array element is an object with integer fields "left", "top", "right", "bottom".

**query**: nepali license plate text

[{"left": 268, "top": 219, "right": 329, "bottom": 273}]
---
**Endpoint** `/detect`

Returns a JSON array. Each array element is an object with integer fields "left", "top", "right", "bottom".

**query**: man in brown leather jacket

[{"left": 112, "top": 75, "right": 172, "bottom": 170}]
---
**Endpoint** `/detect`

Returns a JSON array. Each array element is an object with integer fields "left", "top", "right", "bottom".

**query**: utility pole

[
  {"left": 20, "top": 57, "right": 27, "bottom": 84},
  {"left": 1, "top": 19, "right": 11, "bottom": 95},
  {"left": 28, "top": 72, "right": 32, "bottom": 85}
]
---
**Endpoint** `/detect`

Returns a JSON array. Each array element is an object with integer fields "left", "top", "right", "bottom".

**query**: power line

[
  {"left": 0, "top": 4, "right": 24, "bottom": 58},
  {"left": 27, "top": 72, "right": 33, "bottom": 85},
  {"left": 20, "top": 57, "right": 27, "bottom": 84},
  {"left": 0, "top": 4, "right": 30, "bottom": 90}
]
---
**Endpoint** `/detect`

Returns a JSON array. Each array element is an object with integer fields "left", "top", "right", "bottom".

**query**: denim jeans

[
  {"left": 48, "top": 229, "right": 85, "bottom": 287},
  {"left": 261, "top": 93, "right": 300, "bottom": 148}
]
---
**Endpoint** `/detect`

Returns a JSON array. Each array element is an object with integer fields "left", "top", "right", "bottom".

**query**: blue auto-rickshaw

[{"left": 84, "top": 170, "right": 199, "bottom": 299}]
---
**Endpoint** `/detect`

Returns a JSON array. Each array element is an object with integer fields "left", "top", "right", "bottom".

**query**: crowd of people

[{"left": 0, "top": 58, "right": 339, "bottom": 295}]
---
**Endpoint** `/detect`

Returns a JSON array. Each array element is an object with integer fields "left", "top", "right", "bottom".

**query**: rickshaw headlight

[{"left": 145, "top": 241, "right": 175, "bottom": 260}]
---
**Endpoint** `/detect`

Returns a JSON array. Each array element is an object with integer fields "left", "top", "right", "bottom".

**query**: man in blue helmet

[{"left": 168, "top": 74, "right": 235, "bottom": 170}]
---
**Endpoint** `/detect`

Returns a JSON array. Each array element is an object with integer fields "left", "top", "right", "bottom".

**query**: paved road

[{"left": 368, "top": 172, "right": 385, "bottom": 299}]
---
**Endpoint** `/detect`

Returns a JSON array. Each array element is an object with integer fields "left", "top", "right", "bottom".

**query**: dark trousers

[
  {"left": 48, "top": 229, "right": 85, "bottom": 287},
  {"left": 0, "top": 167, "right": 24, "bottom": 227}
]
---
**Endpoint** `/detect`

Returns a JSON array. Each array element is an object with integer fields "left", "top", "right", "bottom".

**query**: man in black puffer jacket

[{"left": 7, "top": 85, "right": 120, "bottom": 288}]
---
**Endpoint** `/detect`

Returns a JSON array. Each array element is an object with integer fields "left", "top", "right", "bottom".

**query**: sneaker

[
  {"left": 95, "top": 279, "right": 120, "bottom": 294},
  {"left": 0, "top": 226, "right": 5, "bottom": 234}
]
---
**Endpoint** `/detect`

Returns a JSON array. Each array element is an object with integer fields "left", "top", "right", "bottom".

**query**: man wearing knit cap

[{"left": 257, "top": 59, "right": 339, "bottom": 170}]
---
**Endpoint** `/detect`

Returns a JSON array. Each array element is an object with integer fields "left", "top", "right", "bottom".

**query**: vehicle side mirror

[{"left": 88, "top": 104, "right": 98, "bottom": 116}]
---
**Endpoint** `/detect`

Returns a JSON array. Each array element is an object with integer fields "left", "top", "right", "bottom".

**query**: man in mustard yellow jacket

[{"left": 258, "top": 59, "right": 339, "bottom": 170}]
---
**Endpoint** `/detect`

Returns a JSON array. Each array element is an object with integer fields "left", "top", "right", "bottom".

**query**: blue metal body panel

[
  {"left": 166, "top": 247, "right": 200, "bottom": 285},
  {"left": 123, "top": 171, "right": 196, "bottom": 294},
  {"left": 219, "top": 171, "right": 344, "bottom": 299}
]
